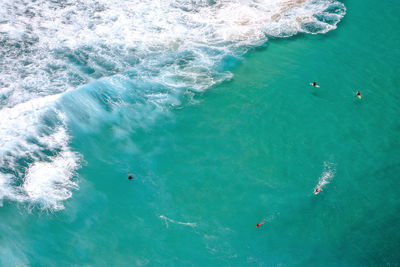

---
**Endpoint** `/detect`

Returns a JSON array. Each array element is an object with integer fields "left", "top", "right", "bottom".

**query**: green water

[{"left": 1, "top": 0, "right": 400, "bottom": 265}]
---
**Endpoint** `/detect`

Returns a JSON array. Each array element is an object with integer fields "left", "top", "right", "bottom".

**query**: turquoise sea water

[{"left": 1, "top": 0, "right": 400, "bottom": 265}]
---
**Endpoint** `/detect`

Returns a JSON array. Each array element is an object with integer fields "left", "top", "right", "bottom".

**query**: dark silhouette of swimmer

[
  {"left": 128, "top": 172, "right": 134, "bottom": 180},
  {"left": 356, "top": 91, "right": 362, "bottom": 98},
  {"left": 256, "top": 220, "right": 267, "bottom": 228},
  {"left": 314, "top": 187, "right": 322, "bottom": 194},
  {"left": 313, "top": 81, "right": 317, "bottom": 87}
]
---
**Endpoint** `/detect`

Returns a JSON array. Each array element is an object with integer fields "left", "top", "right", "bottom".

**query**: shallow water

[{"left": 1, "top": 0, "right": 400, "bottom": 265}]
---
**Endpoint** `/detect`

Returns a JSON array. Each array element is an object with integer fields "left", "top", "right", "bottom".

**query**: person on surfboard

[
  {"left": 312, "top": 81, "right": 318, "bottom": 87},
  {"left": 128, "top": 172, "right": 134, "bottom": 180},
  {"left": 314, "top": 187, "right": 322, "bottom": 194},
  {"left": 256, "top": 220, "right": 267, "bottom": 228},
  {"left": 356, "top": 91, "right": 362, "bottom": 99}
]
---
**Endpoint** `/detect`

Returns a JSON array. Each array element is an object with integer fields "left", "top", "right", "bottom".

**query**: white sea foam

[
  {"left": 160, "top": 215, "right": 197, "bottom": 228},
  {"left": 0, "top": 95, "right": 79, "bottom": 210},
  {"left": 0, "top": 0, "right": 346, "bottom": 105},
  {"left": 23, "top": 150, "right": 79, "bottom": 211},
  {"left": 0, "top": 0, "right": 345, "bottom": 210},
  {"left": 315, "top": 161, "right": 336, "bottom": 190}
]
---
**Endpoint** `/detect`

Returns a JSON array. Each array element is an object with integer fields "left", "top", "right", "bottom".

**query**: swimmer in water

[
  {"left": 256, "top": 220, "right": 267, "bottom": 228},
  {"left": 356, "top": 91, "right": 362, "bottom": 99},
  {"left": 310, "top": 81, "right": 320, "bottom": 88},
  {"left": 314, "top": 187, "right": 322, "bottom": 194},
  {"left": 128, "top": 172, "right": 134, "bottom": 180}
]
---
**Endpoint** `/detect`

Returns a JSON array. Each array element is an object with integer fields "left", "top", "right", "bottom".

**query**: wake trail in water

[
  {"left": 0, "top": 0, "right": 345, "bottom": 211},
  {"left": 315, "top": 161, "right": 336, "bottom": 191},
  {"left": 159, "top": 215, "right": 197, "bottom": 228}
]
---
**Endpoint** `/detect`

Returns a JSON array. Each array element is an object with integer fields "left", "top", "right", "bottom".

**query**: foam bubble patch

[
  {"left": 23, "top": 150, "right": 79, "bottom": 211},
  {"left": 0, "top": 95, "right": 79, "bottom": 211}
]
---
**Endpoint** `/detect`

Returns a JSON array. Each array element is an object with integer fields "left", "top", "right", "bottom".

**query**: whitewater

[{"left": 0, "top": 0, "right": 345, "bottom": 211}]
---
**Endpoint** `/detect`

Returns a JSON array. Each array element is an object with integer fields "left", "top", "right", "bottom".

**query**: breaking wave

[{"left": 0, "top": 0, "right": 345, "bottom": 211}]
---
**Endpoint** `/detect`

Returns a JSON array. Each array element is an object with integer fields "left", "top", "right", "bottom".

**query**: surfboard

[
  {"left": 314, "top": 188, "right": 322, "bottom": 195},
  {"left": 310, "top": 83, "right": 320, "bottom": 88},
  {"left": 357, "top": 95, "right": 362, "bottom": 99}
]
